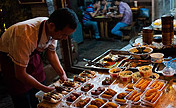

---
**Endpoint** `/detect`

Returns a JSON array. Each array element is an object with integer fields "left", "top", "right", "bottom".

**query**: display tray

[
  {"left": 118, "top": 59, "right": 152, "bottom": 69},
  {"left": 85, "top": 49, "right": 131, "bottom": 70}
]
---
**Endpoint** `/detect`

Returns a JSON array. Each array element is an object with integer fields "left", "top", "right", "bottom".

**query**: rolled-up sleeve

[{"left": 47, "top": 40, "right": 57, "bottom": 51}]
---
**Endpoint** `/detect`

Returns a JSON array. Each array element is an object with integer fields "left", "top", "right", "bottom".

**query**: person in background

[
  {"left": 82, "top": 0, "right": 101, "bottom": 39},
  {"left": 0, "top": 8, "right": 78, "bottom": 108},
  {"left": 100, "top": 0, "right": 111, "bottom": 15},
  {"left": 111, "top": 0, "right": 132, "bottom": 37}
]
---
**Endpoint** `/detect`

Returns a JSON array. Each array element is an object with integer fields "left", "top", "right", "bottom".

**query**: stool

[
  {"left": 120, "top": 22, "right": 136, "bottom": 41},
  {"left": 82, "top": 26, "right": 93, "bottom": 39}
]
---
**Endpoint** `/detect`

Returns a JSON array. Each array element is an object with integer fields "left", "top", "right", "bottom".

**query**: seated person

[
  {"left": 111, "top": 0, "right": 132, "bottom": 37},
  {"left": 82, "top": 0, "right": 101, "bottom": 39},
  {"left": 100, "top": 0, "right": 111, "bottom": 15}
]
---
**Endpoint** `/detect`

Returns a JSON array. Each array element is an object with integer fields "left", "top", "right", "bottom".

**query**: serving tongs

[{"left": 83, "top": 58, "right": 105, "bottom": 67}]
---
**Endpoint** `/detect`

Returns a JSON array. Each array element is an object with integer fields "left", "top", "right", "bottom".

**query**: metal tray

[{"left": 85, "top": 49, "right": 131, "bottom": 70}]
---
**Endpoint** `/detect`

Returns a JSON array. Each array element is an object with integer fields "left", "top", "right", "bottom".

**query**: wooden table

[{"left": 93, "top": 16, "right": 120, "bottom": 38}]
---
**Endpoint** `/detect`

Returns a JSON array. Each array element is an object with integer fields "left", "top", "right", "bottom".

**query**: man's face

[{"left": 51, "top": 26, "right": 76, "bottom": 40}]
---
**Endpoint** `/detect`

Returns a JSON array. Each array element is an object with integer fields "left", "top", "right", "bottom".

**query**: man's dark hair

[{"left": 48, "top": 8, "right": 79, "bottom": 31}]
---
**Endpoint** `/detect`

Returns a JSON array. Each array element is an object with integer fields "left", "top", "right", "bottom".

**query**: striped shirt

[
  {"left": 119, "top": 2, "right": 132, "bottom": 25},
  {"left": 83, "top": 4, "right": 95, "bottom": 24}
]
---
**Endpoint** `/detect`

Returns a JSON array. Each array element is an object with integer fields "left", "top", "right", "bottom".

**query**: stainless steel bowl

[{"left": 128, "top": 47, "right": 153, "bottom": 59}]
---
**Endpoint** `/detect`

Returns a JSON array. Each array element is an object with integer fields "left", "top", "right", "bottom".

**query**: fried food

[
  {"left": 145, "top": 88, "right": 157, "bottom": 97},
  {"left": 125, "top": 89, "right": 134, "bottom": 92},
  {"left": 115, "top": 98, "right": 126, "bottom": 103},
  {"left": 150, "top": 80, "right": 158, "bottom": 87},
  {"left": 127, "top": 83, "right": 134, "bottom": 89},
  {"left": 117, "top": 93, "right": 128, "bottom": 99},
  {"left": 135, "top": 79, "right": 144, "bottom": 88},
  {"left": 140, "top": 80, "right": 151, "bottom": 91},
  {"left": 133, "top": 94, "right": 141, "bottom": 102},
  {"left": 145, "top": 92, "right": 157, "bottom": 101},
  {"left": 101, "top": 94, "right": 112, "bottom": 99},
  {"left": 128, "top": 90, "right": 137, "bottom": 100},
  {"left": 151, "top": 91, "right": 161, "bottom": 103},
  {"left": 87, "top": 105, "right": 98, "bottom": 108},
  {"left": 131, "top": 92, "right": 142, "bottom": 101},
  {"left": 103, "top": 102, "right": 118, "bottom": 108},
  {"left": 156, "top": 82, "right": 164, "bottom": 90}
]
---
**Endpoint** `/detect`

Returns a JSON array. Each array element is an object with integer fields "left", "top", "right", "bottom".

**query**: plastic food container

[
  {"left": 62, "top": 90, "right": 83, "bottom": 106},
  {"left": 109, "top": 67, "right": 121, "bottom": 79},
  {"left": 132, "top": 72, "right": 142, "bottom": 83},
  {"left": 124, "top": 89, "right": 143, "bottom": 105},
  {"left": 85, "top": 98, "right": 108, "bottom": 108},
  {"left": 87, "top": 86, "right": 106, "bottom": 98},
  {"left": 133, "top": 78, "right": 153, "bottom": 91},
  {"left": 140, "top": 88, "right": 163, "bottom": 107},
  {"left": 148, "top": 79, "right": 168, "bottom": 91},
  {"left": 138, "top": 65, "right": 152, "bottom": 78},
  {"left": 100, "top": 102, "right": 120, "bottom": 108},
  {"left": 150, "top": 53, "right": 164, "bottom": 63},
  {"left": 70, "top": 95, "right": 91, "bottom": 108},
  {"left": 100, "top": 88, "right": 117, "bottom": 100},
  {"left": 112, "top": 90, "right": 128, "bottom": 105},
  {"left": 119, "top": 71, "right": 133, "bottom": 82}
]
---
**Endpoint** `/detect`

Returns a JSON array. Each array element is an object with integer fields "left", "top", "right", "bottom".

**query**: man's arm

[
  {"left": 14, "top": 64, "right": 54, "bottom": 92},
  {"left": 46, "top": 49, "right": 68, "bottom": 81}
]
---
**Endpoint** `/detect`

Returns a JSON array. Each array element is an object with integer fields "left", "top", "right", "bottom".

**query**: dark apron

[{"left": 0, "top": 21, "right": 45, "bottom": 95}]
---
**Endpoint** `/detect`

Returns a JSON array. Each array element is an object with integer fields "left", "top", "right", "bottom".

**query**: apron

[{"left": 0, "top": 21, "right": 45, "bottom": 95}]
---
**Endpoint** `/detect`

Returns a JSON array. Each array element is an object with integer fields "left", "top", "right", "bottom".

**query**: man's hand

[
  {"left": 60, "top": 74, "right": 68, "bottom": 82},
  {"left": 42, "top": 86, "right": 55, "bottom": 93}
]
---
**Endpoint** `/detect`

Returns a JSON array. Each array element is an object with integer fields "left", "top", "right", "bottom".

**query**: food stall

[{"left": 36, "top": 45, "right": 176, "bottom": 108}]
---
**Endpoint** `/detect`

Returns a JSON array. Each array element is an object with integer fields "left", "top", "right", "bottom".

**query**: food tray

[
  {"left": 62, "top": 90, "right": 83, "bottom": 107},
  {"left": 119, "top": 59, "right": 152, "bottom": 69},
  {"left": 99, "top": 86, "right": 118, "bottom": 100},
  {"left": 133, "top": 78, "right": 153, "bottom": 91},
  {"left": 112, "top": 89, "right": 129, "bottom": 105},
  {"left": 87, "top": 86, "right": 106, "bottom": 98},
  {"left": 85, "top": 49, "right": 131, "bottom": 70},
  {"left": 124, "top": 89, "right": 143, "bottom": 105},
  {"left": 140, "top": 88, "right": 163, "bottom": 107},
  {"left": 85, "top": 98, "right": 108, "bottom": 108},
  {"left": 148, "top": 79, "right": 168, "bottom": 91},
  {"left": 70, "top": 95, "right": 92, "bottom": 108},
  {"left": 77, "top": 82, "right": 95, "bottom": 95},
  {"left": 100, "top": 101, "right": 121, "bottom": 108}
]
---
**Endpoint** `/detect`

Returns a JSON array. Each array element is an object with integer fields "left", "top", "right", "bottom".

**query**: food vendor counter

[{"left": 36, "top": 44, "right": 176, "bottom": 108}]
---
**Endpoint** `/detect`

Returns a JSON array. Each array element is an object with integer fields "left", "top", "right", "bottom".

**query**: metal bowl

[{"left": 128, "top": 47, "right": 153, "bottom": 59}]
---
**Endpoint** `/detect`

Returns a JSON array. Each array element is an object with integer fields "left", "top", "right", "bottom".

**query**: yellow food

[
  {"left": 101, "top": 94, "right": 112, "bottom": 99},
  {"left": 135, "top": 79, "right": 144, "bottom": 88},
  {"left": 127, "top": 83, "right": 134, "bottom": 89},
  {"left": 151, "top": 91, "right": 161, "bottom": 103},
  {"left": 133, "top": 94, "right": 141, "bottom": 102},
  {"left": 156, "top": 82, "right": 164, "bottom": 90},
  {"left": 125, "top": 89, "right": 134, "bottom": 92},
  {"left": 95, "top": 98, "right": 105, "bottom": 104},
  {"left": 150, "top": 80, "right": 158, "bottom": 87},
  {"left": 145, "top": 92, "right": 156, "bottom": 101},
  {"left": 115, "top": 98, "right": 126, "bottom": 103},
  {"left": 128, "top": 90, "right": 137, "bottom": 100},
  {"left": 131, "top": 92, "right": 142, "bottom": 101},
  {"left": 87, "top": 105, "right": 98, "bottom": 108},
  {"left": 145, "top": 88, "right": 157, "bottom": 97},
  {"left": 106, "top": 102, "right": 118, "bottom": 108}
]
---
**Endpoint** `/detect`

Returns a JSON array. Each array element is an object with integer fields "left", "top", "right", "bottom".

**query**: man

[
  {"left": 82, "top": 0, "right": 101, "bottom": 39},
  {"left": 0, "top": 8, "right": 78, "bottom": 108},
  {"left": 100, "top": 0, "right": 111, "bottom": 14},
  {"left": 111, "top": 0, "right": 132, "bottom": 37}
]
